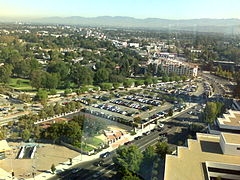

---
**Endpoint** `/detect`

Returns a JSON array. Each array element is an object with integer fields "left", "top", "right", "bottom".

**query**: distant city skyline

[{"left": 0, "top": 0, "right": 240, "bottom": 19}]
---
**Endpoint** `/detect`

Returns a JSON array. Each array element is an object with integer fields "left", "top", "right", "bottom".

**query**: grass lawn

[
  {"left": 75, "top": 143, "right": 95, "bottom": 152},
  {"left": 85, "top": 137, "right": 104, "bottom": 148},
  {"left": 8, "top": 78, "right": 36, "bottom": 91}
]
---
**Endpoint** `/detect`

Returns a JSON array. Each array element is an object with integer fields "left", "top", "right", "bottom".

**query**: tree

[
  {"left": 94, "top": 68, "right": 109, "bottom": 83},
  {"left": 99, "top": 83, "right": 113, "bottom": 91},
  {"left": 168, "top": 109, "right": 173, "bottom": 116},
  {"left": 113, "top": 145, "right": 143, "bottom": 173},
  {"left": 51, "top": 164, "right": 56, "bottom": 174},
  {"left": 162, "top": 76, "right": 169, "bottom": 82},
  {"left": 203, "top": 102, "right": 224, "bottom": 124},
  {"left": 30, "top": 70, "right": 47, "bottom": 89},
  {"left": 47, "top": 61, "right": 69, "bottom": 81},
  {"left": 45, "top": 73, "right": 59, "bottom": 90},
  {"left": 134, "top": 117, "right": 142, "bottom": 123},
  {"left": 135, "top": 80, "right": 144, "bottom": 87},
  {"left": 122, "top": 174, "right": 141, "bottom": 180},
  {"left": 155, "top": 142, "right": 171, "bottom": 159},
  {"left": 21, "top": 129, "right": 31, "bottom": 141},
  {"left": 0, "top": 64, "right": 13, "bottom": 84},
  {"left": 113, "top": 83, "right": 121, "bottom": 89},
  {"left": 123, "top": 79, "right": 133, "bottom": 88},
  {"left": 35, "top": 89, "right": 48, "bottom": 105},
  {"left": 54, "top": 103, "right": 62, "bottom": 115},
  {"left": 83, "top": 118, "right": 107, "bottom": 137},
  {"left": 71, "top": 64, "right": 94, "bottom": 86}
]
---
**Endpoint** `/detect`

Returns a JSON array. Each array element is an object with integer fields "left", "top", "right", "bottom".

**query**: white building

[{"left": 149, "top": 58, "right": 198, "bottom": 77}]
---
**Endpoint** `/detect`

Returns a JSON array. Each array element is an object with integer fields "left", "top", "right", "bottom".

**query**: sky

[{"left": 0, "top": 0, "right": 240, "bottom": 19}]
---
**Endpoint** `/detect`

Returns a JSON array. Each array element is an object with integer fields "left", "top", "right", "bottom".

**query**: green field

[
  {"left": 85, "top": 137, "right": 104, "bottom": 148},
  {"left": 75, "top": 143, "right": 95, "bottom": 152},
  {"left": 8, "top": 78, "right": 36, "bottom": 91}
]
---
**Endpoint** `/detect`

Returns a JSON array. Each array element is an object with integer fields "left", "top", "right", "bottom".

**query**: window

[{"left": 237, "top": 147, "right": 240, "bottom": 150}]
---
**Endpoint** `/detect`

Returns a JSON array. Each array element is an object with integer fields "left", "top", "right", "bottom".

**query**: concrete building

[
  {"left": 209, "top": 110, "right": 240, "bottom": 135},
  {"left": 0, "top": 140, "right": 11, "bottom": 160},
  {"left": 149, "top": 58, "right": 198, "bottom": 77},
  {"left": 164, "top": 132, "right": 240, "bottom": 180}
]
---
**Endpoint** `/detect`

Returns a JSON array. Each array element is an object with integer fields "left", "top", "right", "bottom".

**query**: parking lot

[{"left": 72, "top": 79, "right": 206, "bottom": 127}]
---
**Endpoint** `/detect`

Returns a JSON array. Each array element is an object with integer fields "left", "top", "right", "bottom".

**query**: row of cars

[
  {"left": 144, "top": 104, "right": 186, "bottom": 123},
  {"left": 74, "top": 98, "right": 89, "bottom": 105},
  {"left": 83, "top": 108, "right": 129, "bottom": 123},
  {"left": 92, "top": 104, "right": 128, "bottom": 115},
  {"left": 110, "top": 99, "right": 149, "bottom": 111},
  {"left": 124, "top": 95, "right": 161, "bottom": 106}
]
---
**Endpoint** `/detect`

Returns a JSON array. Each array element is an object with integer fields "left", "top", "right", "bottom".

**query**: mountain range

[{"left": 1, "top": 16, "right": 240, "bottom": 34}]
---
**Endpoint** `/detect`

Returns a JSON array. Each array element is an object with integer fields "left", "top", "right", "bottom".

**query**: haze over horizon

[{"left": 1, "top": 0, "right": 240, "bottom": 20}]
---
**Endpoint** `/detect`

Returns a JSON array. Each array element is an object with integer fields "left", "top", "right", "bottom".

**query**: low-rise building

[{"left": 164, "top": 132, "right": 240, "bottom": 180}]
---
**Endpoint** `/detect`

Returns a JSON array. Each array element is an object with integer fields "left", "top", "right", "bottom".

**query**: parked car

[
  {"left": 71, "top": 168, "right": 82, "bottom": 174},
  {"left": 143, "top": 131, "right": 151, "bottom": 136},
  {"left": 134, "top": 136, "right": 142, "bottom": 140},
  {"left": 124, "top": 141, "right": 133, "bottom": 145},
  {"left": 94, "top": 160, "right": 104, "bottom": 167},
  {"left": 93, "top": 171, "right": 104, "bottom": 178},
  {"left": 100, "top": 152, "right": 110, "bottom": 158}
]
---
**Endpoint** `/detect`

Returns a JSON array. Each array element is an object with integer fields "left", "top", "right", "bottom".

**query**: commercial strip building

[{"left": 164, "top": 132, "right": 240, "bottom": 180}]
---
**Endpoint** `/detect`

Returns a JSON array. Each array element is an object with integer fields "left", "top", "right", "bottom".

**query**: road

[
  {"left": 49, "top": 102, "right": 202, "bottom": 180},
  {"left": 50, "top": 130, "right": 164, "bottom": 180}
]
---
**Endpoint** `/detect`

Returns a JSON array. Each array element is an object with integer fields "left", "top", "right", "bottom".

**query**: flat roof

[
  {"left": 0, "top": 140, "right": 11, "bottom": 152},
  {"left": 217, "top": 110, "right": 240, "bottom": 127},
  {"left": 164, "top": 133, "right": 240, "bottom": 180},
  {"left": 222, "top": 133, "right": 240, "bottom": 145}
]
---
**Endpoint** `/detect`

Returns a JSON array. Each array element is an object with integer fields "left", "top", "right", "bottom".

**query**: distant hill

[{"left": 2, "top": 16, "right": 240, "bottom": 34}]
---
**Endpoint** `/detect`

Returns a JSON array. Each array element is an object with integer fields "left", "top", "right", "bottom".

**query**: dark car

[
  {"left": 124, "top": 141, "right": 133, "bottom": 145},
  {"left": 94, "top": 160, "right": 104, "bottom": 167},
  {"left": 100, "top": 152, "right": 111, "bottom": 158},
  {"left": 143, "top": 131, "right": 151, "bottom": 136},
  {"left": 134, "top": 136, "right": 142, "bottom": 140}
]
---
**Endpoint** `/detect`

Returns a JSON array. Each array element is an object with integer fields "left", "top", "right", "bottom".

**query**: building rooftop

[
  {"left": 0, "top": 140, "right": 11, "bottom": 152},
  {"left": 222, "top": 132, "right": 240, "bottom": 145},
  {"left": 164, "top": 133, "right": 240, "bottom": 180},
  {"left": 217, "top": 110, "right": 240, "bottom": 129}
]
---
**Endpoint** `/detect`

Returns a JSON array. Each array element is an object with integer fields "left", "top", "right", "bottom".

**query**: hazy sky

[{"left": 0, "top": 0, "right": 240, "bottom": 19}]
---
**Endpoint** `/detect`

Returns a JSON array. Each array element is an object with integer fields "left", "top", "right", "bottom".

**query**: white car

[{"left": 159, "top": 123, "right": 164, "bottom": 128}]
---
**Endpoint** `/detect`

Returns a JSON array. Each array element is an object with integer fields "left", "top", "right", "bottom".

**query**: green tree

[
  {"left": 203, "top": 102, "right": 224, "bottom": 124},
  {"left": 99, "top": 83, "right": 113, "bottom": 91},
  {"left": 71, "top": 64, "right": 94, "bottom": 86},
  {"left": 54, "top": 103, "right": 62, "bottom": 115},
  {"left": 122, "top": 174, "right": 141, "bottom": 180},
  {"left": 94, "top": 68, "right": 109, "bottom": 83},
  {"left": 0, "top": 64, "right": 13, "bottom": 84},
  {"left": 30, "top": 70, "right": 47, "bottom": 89},
  {"left": 21, "top": 129, "right": 31, "bottom": 141},
  {"left": 47, "top": 61, "right": 69, "bottom": 81},
  {"left": 35, "top": 89, "right": 48, "bottom": 105},
  {"left": 123, "top": 79, "right": 133, "bottom": 88},
  {"left": 113, "top": 145, "right": 143, "bottom": 173},
  {"left": 45, "top": 73, "right": 59, "bottom": 90},
  {"left": 155, "top": 142, "right": 171, "bottom": 160},
  {"left": 51, "top": 164, "right": 56, "bottom": 174}
]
